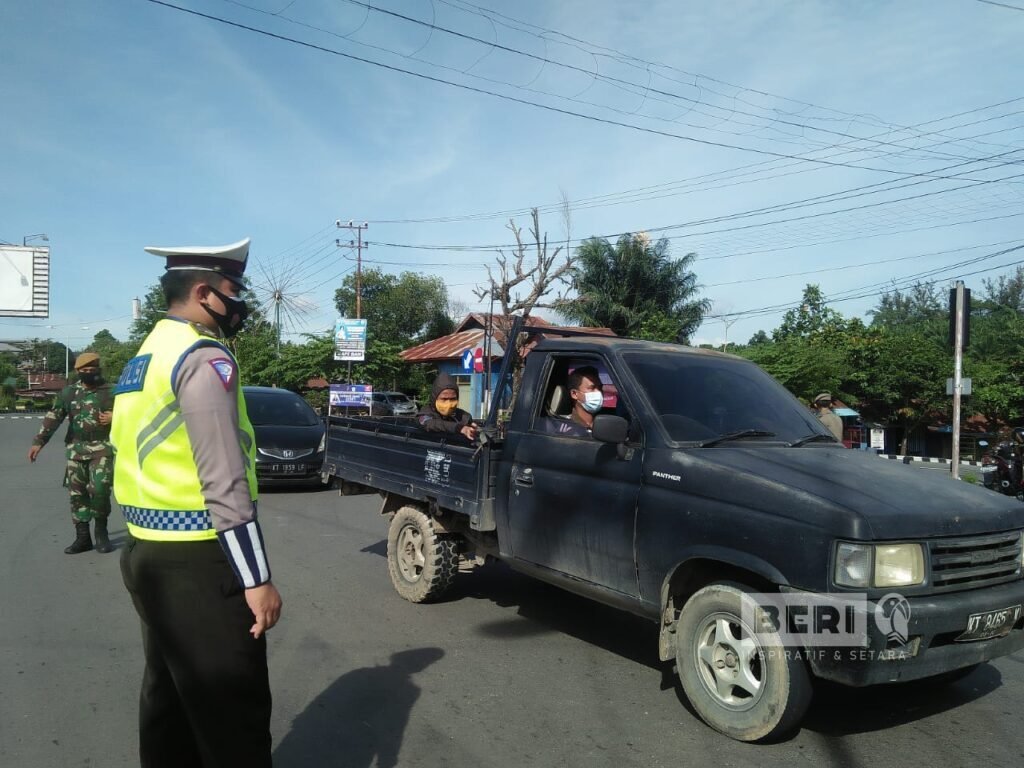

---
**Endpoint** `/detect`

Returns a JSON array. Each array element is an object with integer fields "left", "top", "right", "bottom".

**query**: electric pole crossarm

[{"left": 336, "top": 220, "right": 368, "bottom": 320}]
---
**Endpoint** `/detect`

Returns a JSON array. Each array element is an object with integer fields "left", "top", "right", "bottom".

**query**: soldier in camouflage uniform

[{"left": 28, "top": 352, "right": 116, "bottom": 554}]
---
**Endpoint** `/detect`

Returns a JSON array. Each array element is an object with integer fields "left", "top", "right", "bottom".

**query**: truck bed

[{"left": 323, "top": 414, "right": 499, "bottom": 531}]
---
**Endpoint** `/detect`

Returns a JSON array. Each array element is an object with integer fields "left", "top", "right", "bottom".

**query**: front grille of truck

[{"left": 929, "top": 532, "right": 1022, "bottom": 592}]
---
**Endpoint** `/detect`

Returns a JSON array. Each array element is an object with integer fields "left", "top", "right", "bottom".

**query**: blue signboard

[
  {"left": 334, "top": 318, "right": 368, "bottom": 361},
  {"left": 461, "top": 348, "right": 474, "bottom": 372},
  {"left": 329, "top": 383, "right": 372, "bottom": 407}
]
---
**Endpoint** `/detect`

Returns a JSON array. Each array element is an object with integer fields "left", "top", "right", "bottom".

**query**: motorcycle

[{"left": 980, "top": 438, "right": 1024, "bottom": 501}]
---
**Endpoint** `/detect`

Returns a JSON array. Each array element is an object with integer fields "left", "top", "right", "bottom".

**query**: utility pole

[
  {"left": 950, "top": 281, "right": 967, "bottom": 480},
  {"left": 721, "top": 316, "right": 739, "bottom": 352},
  {"left": 336, "top": 220, "right": 368, "bottom": 319}
]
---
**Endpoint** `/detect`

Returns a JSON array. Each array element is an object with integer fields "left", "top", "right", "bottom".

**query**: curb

[
  {"left": 0, "top": 414, "right": 45, "bottom": 420},
  {"left": 877, "top": 454, "right": 985, "bottom": 468}
]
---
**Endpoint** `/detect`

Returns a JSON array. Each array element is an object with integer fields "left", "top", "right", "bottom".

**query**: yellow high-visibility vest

[{"left": 111, "top": 318, "right": 258, "bottom": 541}]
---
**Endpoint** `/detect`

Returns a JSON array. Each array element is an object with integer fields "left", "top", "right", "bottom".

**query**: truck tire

[
  {"left": 675, "top": 582, "right": 812, "bottom": 742},
  {"left": 386, "top": 506, "right": 459, "bottom": 603}
]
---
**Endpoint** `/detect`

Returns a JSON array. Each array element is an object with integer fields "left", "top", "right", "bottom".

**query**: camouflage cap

[{"left": 74, "top": 352, "right": 100, "bottom": 370}]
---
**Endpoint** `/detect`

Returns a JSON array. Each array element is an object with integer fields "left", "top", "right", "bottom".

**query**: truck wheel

[
  {"left": 386, "top": 506, "right": 459, "bottom": 603},
  {"left": 675, "top": 582, "right": 812, "bottom": 742}
]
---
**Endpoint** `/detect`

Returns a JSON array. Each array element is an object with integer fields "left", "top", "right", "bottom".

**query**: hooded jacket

[{"left": 417, "top": 373, "right": 473, "bottom": 436}]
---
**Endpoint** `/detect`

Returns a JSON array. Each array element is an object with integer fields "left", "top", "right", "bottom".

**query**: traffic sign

[
  {"left": 473, "top": 347, "right": 484, "bottom": 373},
  {"left": 461, "top": 348, "right": 474, "bottom": 372}
]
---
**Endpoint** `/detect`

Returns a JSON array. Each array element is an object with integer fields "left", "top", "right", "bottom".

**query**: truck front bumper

[{"left": 794, "top": 579, "right": 1024, "bottom": 687}]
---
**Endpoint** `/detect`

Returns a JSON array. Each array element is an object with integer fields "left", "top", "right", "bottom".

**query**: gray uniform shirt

[{"left": 175, "top": 343, "right": 254, "bottom": 532}]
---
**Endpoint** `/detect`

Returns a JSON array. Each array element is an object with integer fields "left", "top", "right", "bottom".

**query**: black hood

[
  {"left": 430, "top": 372, "right": 459, "bottom": 401},
  {"left": 646, "top": 446, "right": 1024, "bottom": 540},
  {"left": 252, "top": 423, "right": 324, "bottom": 453}
]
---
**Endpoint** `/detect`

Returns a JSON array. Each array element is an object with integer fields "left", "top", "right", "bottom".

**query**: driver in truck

[
  {"left": 544, "top": 365, "right": 604, "bottom": 438},
  {"left": 417, "top": 372, "right": 478, "bottom": 441}
]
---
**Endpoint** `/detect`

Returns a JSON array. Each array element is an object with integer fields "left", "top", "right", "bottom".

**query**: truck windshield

[{"left": 624, "top": 351, "right": 830, "bottom": 445}]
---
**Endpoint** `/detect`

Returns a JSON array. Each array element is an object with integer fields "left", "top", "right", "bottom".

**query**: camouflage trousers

[{"left": 63, "top": 455, "right": 113, "bottom": 524}]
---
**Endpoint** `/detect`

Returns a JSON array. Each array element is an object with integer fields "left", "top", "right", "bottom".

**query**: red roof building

[{"left": 400, "top": 313, "right": 615, "bottom": 364}]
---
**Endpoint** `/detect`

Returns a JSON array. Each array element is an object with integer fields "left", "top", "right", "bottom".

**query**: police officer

[
  {"left": 28, "top": 351, "right": 115, "bottom": 554},
  {"left": 112, "top": 238, "right": 282, "bottom": 768}
]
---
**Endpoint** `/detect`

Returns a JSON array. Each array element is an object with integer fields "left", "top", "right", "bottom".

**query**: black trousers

[{"left": 120, "top": 537, "right": 272, "bottom": 768}]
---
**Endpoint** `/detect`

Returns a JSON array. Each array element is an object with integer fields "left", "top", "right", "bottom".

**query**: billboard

[
  {"left": 0, "top": 245, "right": 50, "bottom": 317},
  {"left": 334, "top": 318, "right": 367, "bottom": 361},
  {"left": 329, "top": 383, "right": 372, "bottom": 407}
]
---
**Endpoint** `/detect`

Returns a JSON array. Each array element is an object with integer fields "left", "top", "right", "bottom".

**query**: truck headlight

[
  {"left": 835, "top": 543, "right": 872, "bottom": 588},
  {"left": 875, "top": 543, "right": 925, "bottom": 587},
  {"left": 317, "top": 432, "right": 326, "bottom": 453},
  {"left": 834, "top": 542, "right": 926, "bottom": 588}
]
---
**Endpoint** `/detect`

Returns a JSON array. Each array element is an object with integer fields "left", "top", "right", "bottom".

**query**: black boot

[
  {"left": 64, "top": 521, "right": 93, "bottom": 555},
  {"left": 93, "top": 518, "right": 113, "bottom": 554}
]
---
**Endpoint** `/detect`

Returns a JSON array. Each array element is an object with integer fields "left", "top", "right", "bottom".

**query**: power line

[
  {"left": 363, "top": 158, "right": 1024, "bottom": 252},
  {"left": 335, "top": 0, "right": 1016, "bottom": 166},
  {"left": 363, "top": 107, "right": 1024, "bottom": 225},
  {"left": 147, "top": 1, "right": 1022, "bottom": 182},
  {"left": 710, "top": 244, "right": 1024, "bottom": 320},
  {"left": 976, "top": 0, "right": 1024, "bottom": 11},
  {"left": 702, "top": 239, "right": 1024, "bottom": 287},
  {"left": 441, "top": 0, "right": 1018, "bottom": 153}
]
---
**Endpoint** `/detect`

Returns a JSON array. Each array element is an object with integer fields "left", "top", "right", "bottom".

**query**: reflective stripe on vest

[{"left": 111, "top": 318, "right": 258, "bottom": 541}]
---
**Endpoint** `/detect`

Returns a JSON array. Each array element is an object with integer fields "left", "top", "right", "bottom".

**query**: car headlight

[
  {"left": 875, "top": 543, "right": 925, "bottom": 587},
  {"left": 834, "top": 542, "right": 925, "bottom": 588},
  {"left": 317, "top": 432, "right": 326, "bottom": 453},
  {"left": 835, "top": 543, "right": 872, "bottom": 588}
]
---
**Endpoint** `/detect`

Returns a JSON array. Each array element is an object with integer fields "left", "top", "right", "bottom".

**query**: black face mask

[
  {"left": 202, "top": 285, "right": 250, "bottom": 338},
  {"left": 79, "top": 371, "right": 103, "bottom": 386}
]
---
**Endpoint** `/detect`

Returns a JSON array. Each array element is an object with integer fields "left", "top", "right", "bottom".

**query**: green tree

[
  {"left": 0, "top": 357, "right": 18, "bottom": 409},
  {"left": 559, "top": 233, "right": 709, "bottom": 343},
  {"left": 869, "top": 282, "right": 945, "bottom": 329},
  {"left": 334, "top": 269, "right": 451, "bottom": 345},
  {"left": 849, "top": 327, "right": 949, "bottom": 454},
  {"left": 333, "top": 269, "right": 452, "bottom": 392},
  {"left": 277, "top": 333, "right": 337, "bottom": 390},
  {"left": 129, "top": 282, "right": 169, "bottom": 345},
  {"left": 773, "top": 285, "right": 848, "bottom": 341}
]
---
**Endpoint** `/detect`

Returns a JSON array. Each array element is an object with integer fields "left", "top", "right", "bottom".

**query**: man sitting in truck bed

[{"left": 417, "top": 373, "right": 478, "bottom": 442}]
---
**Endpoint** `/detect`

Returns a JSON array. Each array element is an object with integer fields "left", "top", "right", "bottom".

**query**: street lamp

[
  {"left": 23, "top": 233, "right": 49, "bottom": 246},
  {"left": 48, "top": 325, "right": 89, "bottom": 379}
]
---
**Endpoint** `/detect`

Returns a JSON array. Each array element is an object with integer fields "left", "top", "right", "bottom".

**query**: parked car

[
  {"left": 242, "top": 386, "right": 325, "bottom": 484},
  {"left": 370, "top": 391, "right": 418, "bottom": 417}
]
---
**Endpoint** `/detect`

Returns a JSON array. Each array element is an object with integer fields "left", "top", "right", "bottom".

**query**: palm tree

[{"left": 559, "top": 233, "right": 709, "bottom": 343}]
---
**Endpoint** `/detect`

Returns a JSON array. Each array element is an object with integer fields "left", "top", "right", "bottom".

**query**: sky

[{"left": 2, "top": 0, "right": 1023, "bottom": 352}]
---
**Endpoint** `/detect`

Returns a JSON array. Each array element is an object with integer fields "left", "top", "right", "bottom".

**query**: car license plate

[
  {"left": 267, "top": 464, "right": 306, "bottom": 473},
  {"left": 956, "top": 604, "right": 1022, "bottom": 642}
]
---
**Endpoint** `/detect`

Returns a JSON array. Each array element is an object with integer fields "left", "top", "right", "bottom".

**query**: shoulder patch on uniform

[
  {"left": 208, "top": 358, "right": 236, "bottom": 390},
  {"left": 114, "top": 354, "right": 152, "bottom": 395}
]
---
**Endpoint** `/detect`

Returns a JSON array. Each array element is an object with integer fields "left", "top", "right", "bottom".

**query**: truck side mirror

[{"left": 592, "top": 414, "right": 628, "bottom": 444}]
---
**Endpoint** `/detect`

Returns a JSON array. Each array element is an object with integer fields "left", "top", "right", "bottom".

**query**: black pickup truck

[{"left": 324, "top": 325, "right": 1024, "bottom": 742}]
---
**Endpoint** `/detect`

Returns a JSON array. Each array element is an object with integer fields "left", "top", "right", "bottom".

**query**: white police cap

[{"left": 144, "top": 238, "right": 250, "bottom": 286}]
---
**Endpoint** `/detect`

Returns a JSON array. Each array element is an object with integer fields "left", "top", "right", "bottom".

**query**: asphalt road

[{"left": 2, "top": 417, "right": 1023, "bottom": 768}]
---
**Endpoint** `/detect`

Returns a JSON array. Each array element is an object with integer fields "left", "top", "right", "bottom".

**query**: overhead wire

[
  {"left": 147, "top": 1, "right": 1024, "bottom": 183},
  {"left": 334, "top": 0, "right": 1018, "bottom": 165},
  {"left": 440, "top": 0, "right": 1019, "bottom": 152}
]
